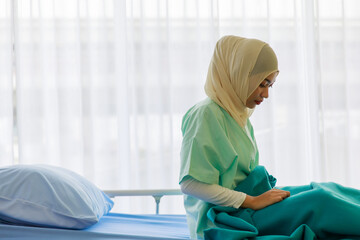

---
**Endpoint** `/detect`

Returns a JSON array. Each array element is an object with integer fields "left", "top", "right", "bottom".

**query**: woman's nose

[{"left": 261, "top": 87, "right": 269, "bottom": 98}]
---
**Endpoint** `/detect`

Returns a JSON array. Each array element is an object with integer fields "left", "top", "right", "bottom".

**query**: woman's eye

[{"left": 260, "top": 83, "right": 273, "bottom": 88}]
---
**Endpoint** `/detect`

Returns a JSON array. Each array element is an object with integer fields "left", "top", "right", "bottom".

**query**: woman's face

[{"left": 246, "top": 72, "right": 277, "bottom": 109}]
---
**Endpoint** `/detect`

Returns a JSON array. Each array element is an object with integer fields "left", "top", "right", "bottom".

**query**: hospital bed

[
  {"left": 0, "top": 189, "right": 190, "bottom": 240},
  {"left": 4, "top": 164, "right": 359, "bottom": 239}
]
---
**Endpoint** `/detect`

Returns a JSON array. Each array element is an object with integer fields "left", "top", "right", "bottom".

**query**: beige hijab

[{"left": 205, "top": 36, "right": 279, "bottom": 128}]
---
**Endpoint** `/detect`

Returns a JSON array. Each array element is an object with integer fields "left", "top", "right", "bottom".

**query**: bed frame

[{"left": 104, "top": 189, "right": 182, "bottom": 214}]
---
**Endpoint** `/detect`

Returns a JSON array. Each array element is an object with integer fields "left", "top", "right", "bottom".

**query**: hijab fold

[{"left": 204, "top": 36, "right": 279, "bottom": 128}]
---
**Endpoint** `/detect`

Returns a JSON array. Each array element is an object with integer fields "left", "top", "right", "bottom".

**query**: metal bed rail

[{"left": 103, "top": 189, "right": 182, "bottom": 215}]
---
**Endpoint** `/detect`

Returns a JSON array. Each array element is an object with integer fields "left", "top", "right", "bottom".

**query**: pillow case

[{"left": 0, "top": 164, "right": 114, "bottom": 229}]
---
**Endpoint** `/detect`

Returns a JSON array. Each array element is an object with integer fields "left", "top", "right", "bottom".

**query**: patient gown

[{"left": 179, "top": 98, "right": 260, "bottom": 239}]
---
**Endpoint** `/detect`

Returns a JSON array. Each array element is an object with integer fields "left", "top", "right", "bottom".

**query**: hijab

[{"left": 204, "top": 35, "right": 279, "bottom": 128}]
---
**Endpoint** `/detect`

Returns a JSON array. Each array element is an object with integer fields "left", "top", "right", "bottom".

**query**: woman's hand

[{"left": 241, "top": 189, "right": 290, "bottom": 210}]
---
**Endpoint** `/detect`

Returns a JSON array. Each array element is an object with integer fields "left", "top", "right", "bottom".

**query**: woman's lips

[{"left": 255, "top": 100, "right": 262, "bottom": 105}]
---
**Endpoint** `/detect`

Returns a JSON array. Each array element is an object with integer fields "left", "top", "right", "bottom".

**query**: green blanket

[{"left": 204, "top": 166, "right": 360, "bottom": 240}]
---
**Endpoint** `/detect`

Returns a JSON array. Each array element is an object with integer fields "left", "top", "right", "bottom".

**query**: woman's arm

[
  {"left": 180, "top": 177, "right": 246, "bottom": 208},
  {"left": 181, "top": 177, "right": 290, "bottom": 210}
]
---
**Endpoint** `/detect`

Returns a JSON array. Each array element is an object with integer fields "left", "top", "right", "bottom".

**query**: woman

[
  {"left": 179, "top": 35, "right": 290, "bottom": 239},
  {"left": 179, "top": 36, "right": 360, "bottom": 239}
]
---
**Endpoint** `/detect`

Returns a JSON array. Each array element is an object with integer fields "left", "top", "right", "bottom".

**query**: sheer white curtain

[
  {"left": 0, "top": 0, "right": 14, "bottom": 166},
  {"left": 0, "top": 0, "right": 359, "bottom": 213}
]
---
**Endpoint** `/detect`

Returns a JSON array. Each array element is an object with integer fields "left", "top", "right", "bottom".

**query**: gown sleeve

[{"left": 179, "top": 104, "right": 238, "bottom": 185}]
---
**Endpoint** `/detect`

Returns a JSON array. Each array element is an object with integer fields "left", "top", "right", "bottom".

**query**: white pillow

[{"left": 0, "top": 164, "right": 113, "bottom": 229}]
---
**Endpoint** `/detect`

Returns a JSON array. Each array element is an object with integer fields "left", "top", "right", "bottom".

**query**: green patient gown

[{"left": 179, "top": 98, "right": 259, "bottom": 239}]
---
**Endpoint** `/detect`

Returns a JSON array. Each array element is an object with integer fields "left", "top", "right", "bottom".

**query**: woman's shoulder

[
  {"left": 181, "top": 98, "right": 226, "bottom": 133},
  {"left": 184, "top": 98, "right": 224, "bottom": 121}
]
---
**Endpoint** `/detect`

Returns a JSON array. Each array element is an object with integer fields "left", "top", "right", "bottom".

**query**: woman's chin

[{"left": 246, "top": 104, "right": 256, "bottom": 109}]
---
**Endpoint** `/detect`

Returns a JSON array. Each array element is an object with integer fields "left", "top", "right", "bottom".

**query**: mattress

[{"left": 0, "top": 213, "right": 190, "bottom": 240}]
